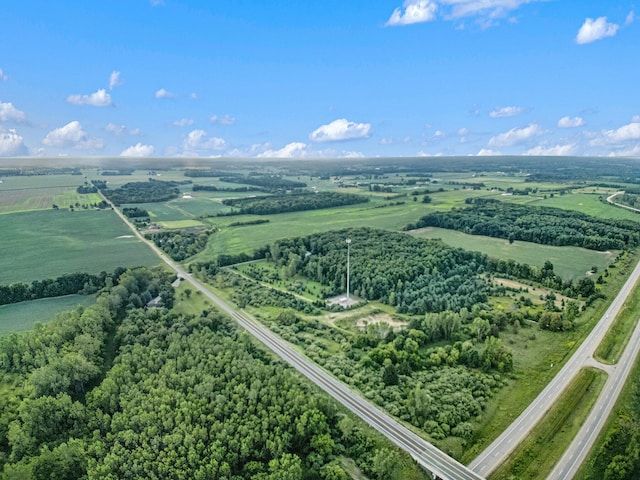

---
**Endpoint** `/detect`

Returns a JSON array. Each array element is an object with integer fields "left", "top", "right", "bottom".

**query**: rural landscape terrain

[{"left": 2, "top": 155, "right": 640, "bottom": 480}]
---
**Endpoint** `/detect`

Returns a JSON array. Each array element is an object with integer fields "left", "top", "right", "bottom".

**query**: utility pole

[{"left": 346, "top": 238, "right": 351, "bottom": 303}]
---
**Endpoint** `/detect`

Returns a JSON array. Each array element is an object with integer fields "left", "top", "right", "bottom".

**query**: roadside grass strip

[{"left": 490, "top": 368, "right": 607, "bottom": 480}]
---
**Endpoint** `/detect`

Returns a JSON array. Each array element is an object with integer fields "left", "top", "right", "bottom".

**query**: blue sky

[{"left": 1, "top": 0, "right": 639, "bottom": 158}]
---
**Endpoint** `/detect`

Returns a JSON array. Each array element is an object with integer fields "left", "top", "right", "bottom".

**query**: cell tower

[{"left": 346, "top": 238, "right": 351, "bottom": 302}]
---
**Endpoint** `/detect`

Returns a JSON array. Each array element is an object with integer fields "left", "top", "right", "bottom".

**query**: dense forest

[
  {"left": 146, "top": 230, "right": 211, "bottom": 261},
  {"left": 0, "top": 268, "right": 422, "bottom": 480},
  {"left": 222, "top": 192, "right": 369, "bottom": 216},
  {"left": 409, "top": 199, "right": 640, "bottom": 251},
  {"left": 192, "top": 184, "right": 263, "bottom": 193},
  {"left": 101, "top": 180, "right": 181, "bottom": 205}
]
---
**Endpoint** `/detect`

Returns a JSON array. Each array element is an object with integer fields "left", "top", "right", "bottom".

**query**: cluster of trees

[
  {"left": 616, "top": 193, "right": 640, "bottom": 210},
  {"left": 101, "top": 179, "right": 181, "bottom": 205},
  {"left": 0, "top": 268, "right": 417, "bottom": 480},
  {"left": 146, "top": 229, "right": 211, "bottom": 261},
  {"left": 229, "top": 219, "right": 270, "bottom": 227},
  {"left": 409, "top": 199, "right": 640, "bottom": 251},
  {"left": 100, "top": 169, "right": 134, "bottom": 176},
  {"left": 192, "top": 184, "right": 263, "bottom": 193},
  {"left": 183, "top": 169, "right": 230, "bottom": 178},
  {"left": 75, "top": 184, "right": 97, "bottom": 194},
  {"left": 0, "top": 271, "right": 117, "bottom": 306},
  {"left": 122, "top": 207, "right": 149, "bottom": 218},
  {"left": 219, "top": 175, "right": 307, "bottom": 190},
  {"left": 267, "top": 228, "right": 491, "bottom": 314},
  {"left": 222, "top": 192, "right": 369, "bottom": 216}
]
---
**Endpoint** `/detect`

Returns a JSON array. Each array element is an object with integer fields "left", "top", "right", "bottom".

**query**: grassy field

[
  {"left": 411, "top": 227, "right": 616, "bottom": 281},
  {"left": 489, "top": 368, "right": 607, "bottom": 480},
  {"left": 529, "top": 193, "right": 640, "bottom": 222},
  {"left": 594, "top": 273, "right": 640, "bottom": 364},
  {"left": 0, "top": 186, "right": 101, "bottom": 214},
  {"left": 0, "top": 294, "right": 96, "bottom": 335},
  {"left": 0, "top": 209, "right": 159, "bottom": 284}
]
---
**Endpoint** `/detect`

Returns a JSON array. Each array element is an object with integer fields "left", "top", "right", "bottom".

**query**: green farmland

[
  {"left": 0, "top": 294, "right": 96, "bottom": 335},
  {"left": 0, "top": 209, "right": 159, "bottom": 284},
  {"left": 411, "top": 227, "right": 616, "bottom": 281}
]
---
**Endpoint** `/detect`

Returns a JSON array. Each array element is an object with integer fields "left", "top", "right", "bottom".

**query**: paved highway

[
  {"left": 107, "top": 199, "right": 485, "bottom": 480},
  {"left": 470, "top": 256, "right": 640, "bottom": 477}
]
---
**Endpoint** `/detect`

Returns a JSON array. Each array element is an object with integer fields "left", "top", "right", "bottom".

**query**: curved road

[
  {"left": 107, "top": 200, "right": 484, "bottom": 480},
  {"left": 470, "top": 252, "right": 640, "bottom": 477}
]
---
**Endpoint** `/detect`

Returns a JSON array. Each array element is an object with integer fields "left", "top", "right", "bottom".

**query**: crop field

[
  {"left": 531, "top": 193, "right": 640, "bottom": 221},
  {"left": 0, "top": 186, "right": 101, "bottom": 214},
  {"left": 0, "top": 294, "right": 96, "bottom": 335},
  {"left": 411, "top": 227, "right": 615, "bottom": 281},
  {"left": 168, "top": 195, "right": 233, "bottom": 217},
  {"left": 126, "top": 201, "right": 194, "bottom": 222},
  {"left": 0, "top": 209, "right": 159, "bottom": 284}
]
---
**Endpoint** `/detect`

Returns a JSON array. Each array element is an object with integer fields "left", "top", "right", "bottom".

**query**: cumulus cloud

[
  {"left": 625, "top": 10, "right": 635, "bottom": 26},
  {"left": 309, "top": 118, "right": 371, "bottom": 143},
  {"left": 210, "top": 114, "right": 236, "bottom": 126},
  {"left": 109, "top": 71, "right": 124, "bottom": 90},
  {"left": 155, "top": 88, "right": 176, "bottom": 99},
  {"left": 258, "top": 142, "right": 310, "bottom": 158},
  {"left": 0, "top": 128, "right": 28, "bottom": 156},
  {"left": 632, "top": 115, "right": 640, "bottom": 122},
  {"left": 576, "top": 17, "right": 619, "bottom": 44},
  {"left": 105, "top": 123, "right": 141, "bottom": 136},
  {"left": 593, "top": 121, "right": 640, "bottom": 145},
  {"left": 488, "top": 123, "right": 544, "bottom": 147},
  {"left": 183, "top": 129, "right": 226, "bottom": 155},
  {"left": 172, "top": 118, "right": 194, "bottom": 127},
  {"left": 0, "top": 102, "right": 27, "bottom": 123},
  {"left": 608, "top": 145, "right": 640, "bottom": 157},
  {"left": 386, "top": 0, "right": 438, "bottom": 26},
  {"left": 525, "top": 143, "right": 577, "bottom": 156},
  {"left": 67, "top": 89, "right": 112, "bottom": 107},
  {"left": 120, "top": 143, "right": 155, "bottom": 157},
  {"left": 0, "top": 68, "right": 7, "bottom": 81},
  {"left": 489, "top": 106, "right": 527, "bottom": 118},
  {"left": 150, "top": 0, "right": 165, "bottom": 5},
  {"left": 557, "top": 116, "right": 585, "bottom": 128},
  {"left": 386, "top": 0, "right": 541, "bottom": 26},
  {"left": 42, "top": 121, "right": 105, "bottom": 150}
]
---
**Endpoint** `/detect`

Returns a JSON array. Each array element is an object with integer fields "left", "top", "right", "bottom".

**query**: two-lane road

[{"left": 107, "top": 199, "right": 484, "bottom": 480}]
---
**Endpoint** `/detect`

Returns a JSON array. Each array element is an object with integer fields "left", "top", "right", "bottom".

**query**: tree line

[
  {"left": 219, "top": 175, "right": 307, "bottom": 190},
  {"left": 221, "top": 192, "right": 369, "bottom": 216},
  {"left": 146, "top": 229, "right": 212, "bottom": 261},
  {"left": 408, "top": 198, "right": 640, "bottom": 251}
]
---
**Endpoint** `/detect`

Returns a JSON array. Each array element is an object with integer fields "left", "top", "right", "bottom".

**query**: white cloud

[
  {"left": 488, "top": 123, "right": 544, "bottom": 147},
  {"left": 594, "top": 121, "right": 640, "bottom": 145},
  {"left": 155, "top": 88, "right": 176, "bottom": 99},
  {"left": 557, "top": 116, "right": 585, "bottom": 128},
  {"left": 608, "top": 145, "right": 640, "bottom": 157},
  {"left": 210, "top": 114, "right": 236, "bottom": 126},
  {"left": 386, "top": 0, "right": 438, "bottom": 26},
  {"left": 0, "top": 68, "right": 7, "bottom": 81},
  {"left": 632, "top": 115, "right": 640, "bottom": 122},
  {"left": 0, "top": 128, "right": 28, "bottom": 157},
  {"left": 309, "top": 118, "right": 371, "bottom": 143},
  {"left": 386, "top": 0, "right": 541, "bottom": 27},
  {"left": 183, "top": 129, "right": 226, "bottom": 154},
  {"left": 0, "top": 102, "right": 27, "bottom": 123},
  {"left": 172, "top": 118, "right": 194, "bottom": 127},
  {"left": 625, "top": 10, "right": 635, "bottom": 26},
  {"left": 109, "top": 71, "right": 123, "bottom": 90},
  {"left": 576, "top": 17, "right": 619, "bottom": 45},
  {"left": 342, "top": 151, "right": 365, "bottom": 158},
  {"left": 150, "top": 0, "right": 165, "bottom": 6},
  {"left": 489, "top": 106, "right": 527, "bottom": 118},
  {"left": 189, "top": 93, "right": 198, "bottom": 99},
  {"left": 105, "top": 123, "right": 141, "bottom": 136},
  {"left": 66, "top": 89, "right": 112, "bottom": 107},
  {"left": 258, "top": 142, "right": 309, "bottom": 158},
  {"left": 477, "top": 148, "right": 501, "bottom": 156},
  {"left": 120, "top": 143, "right": 155, "bottom": 157},
  {"left": 525, "top": 143, "right": 577, "bottom": 156},
  {"left": 42, "top": 121, "right": 105, "bottom": 150}
]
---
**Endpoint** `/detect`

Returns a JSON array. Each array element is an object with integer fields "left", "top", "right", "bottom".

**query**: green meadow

[
  {"left": 0, "top": 294, "right": 96, "bottom": 335},
  {"left": 411, "top": 227, "right": 616, "bottom": 281},
  {"left": 0, "top": 209, "right": 159, "bottom": 284}
]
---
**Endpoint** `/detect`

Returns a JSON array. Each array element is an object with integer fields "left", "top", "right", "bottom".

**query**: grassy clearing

[
  {"left": 530, "top": 193, "right": 640, "bottom": 222},
  {"left": 411, "top": 227, "right": 615, "bottom": 281},
  {"left": 0, "top": 209, "right": 159, "bottom": 284},
  {"left": 489, "top": 368, "right": 607, "bottom": 480},
  {"left": 0, "top": 294, "right": 96, "bottom": 335},
  {"left": 594, "top": 274, "right": 640, "bottom": 364},
  {"left": 155, "top": 219, "right": 205, "bottom": 229}
]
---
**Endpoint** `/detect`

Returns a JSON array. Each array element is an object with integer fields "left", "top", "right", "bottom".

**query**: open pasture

[
  {"left": 411, "top": 227, "right": 615, "bottom": 281},
  {"left": 0, "top": 209, "right": 159, "bottom": 284},
  {"left": 0, "top": 186, "right": 101, "bottom": 214},
  {"left": 530, "top": 193, "right": 640, "bottom": 221},
  {"left": 0, "top": 294, "right": 96, "bottom": 335}
]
